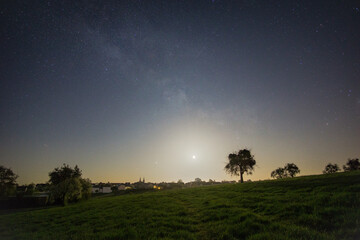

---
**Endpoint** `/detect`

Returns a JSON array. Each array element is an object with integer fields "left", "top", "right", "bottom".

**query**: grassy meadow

[{"left": 0, "top": 171, "right": 359, "bottom": 240}]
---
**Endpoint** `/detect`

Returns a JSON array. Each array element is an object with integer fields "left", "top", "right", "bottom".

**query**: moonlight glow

[{"left": 0, "top": 1, "right": 359, "bottom": 184}]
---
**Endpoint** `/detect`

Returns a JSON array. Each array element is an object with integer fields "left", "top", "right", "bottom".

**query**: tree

[
  {"left": 111, "top": 185, "right": 119, "bottom": 193},
  {"left": 323, "top": 163, "right": 340, "bottom": 174},
  {"left": 0, "top": 165, "right": 18, "bottom": 197},
  {"left": 271, "top": 163, "right": 300, "bottom": 179},
  {"left": 343, "top": 158, "right": 360, "bottom": 171},
  {"left": 271, "top": 167, "right": 286, "bottom": 179},
  {"left": 284, "top": 163, "right": 300, "bottom": 177},
  {"left": 48, "top": 164, "right": 91, "bottom": 205},
  {"left": 51, "top": 177, "right": 82, "bottom": 205},
  {"left": 80, "top": 178, "right": 92, "bottom": 200},
  {"left": 225, "top": 149, "right": 256, "bottom": 183},
  {"left": 49, "top": 164, "right": 81, "bottom": 185}
]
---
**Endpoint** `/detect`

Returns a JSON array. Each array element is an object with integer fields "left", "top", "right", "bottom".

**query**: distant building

[
  {"left": 133, "top": 177, "right": 154, "bottom": 189},
  {"left": 92, "top": 185, "right": 111, "bottom": 193},
  {"left": 16, "top": 185, "right": 28, "bottom": 192},
  {"left": 102, "top": 187, "right": 111, "bottom": 193}
]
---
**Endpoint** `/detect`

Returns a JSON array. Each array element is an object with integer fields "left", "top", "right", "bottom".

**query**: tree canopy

[
  {"left": 271, "top": 167, "right": 286, "bottom": 179},
  {"left": 49, "top": 164, "right": 82, "bottom": 185},
  {"left": 284, "top": 163, "right": 300, "bottom": 178},
  {"left": 0, "top": 165, "right": 18, "bottom": 197},
  {"left": 225, "top": 149, "right": 256, "bottom": 183},
  {"left": 48, "top": 164, "right": 91, "bottom": 205},
  {"left": 271, "top": 163, "right": 300, "bottom": 179},
  {"left": 323, "top": 163, "right": 340, "bottom": 174},
  {"left": 343, "top": 158, "right": 360, "bottom": 171}
]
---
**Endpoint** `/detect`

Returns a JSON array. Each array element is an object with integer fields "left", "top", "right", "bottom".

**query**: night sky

[{"left": 1, "top": 0, "right": 359, "bottom": 184}]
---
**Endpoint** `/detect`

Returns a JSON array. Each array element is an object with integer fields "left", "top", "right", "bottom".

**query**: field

[{"left": 0, "top": 171, "right": 359, "bottom": 240}]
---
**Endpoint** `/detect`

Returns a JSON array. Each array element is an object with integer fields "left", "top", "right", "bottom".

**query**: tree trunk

[{"left": 240, "top": 173, "right": 244, "bottom": 183}]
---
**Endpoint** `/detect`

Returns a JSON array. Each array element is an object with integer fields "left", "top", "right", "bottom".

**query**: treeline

[
  {"left": 0, "top": 164, "right": 91, "bottom": 208},
  {"left": 224, "top": 148, "right": 359, "bottom": 182},
  {"left": 1, "top": 156, "right": 359, "bottom": 208},
  {"left": 271, "top": 163, "right": 300, "bottom": 179},
  {"left": 270, "top": 158, "right": 360, "bottom": 179}
]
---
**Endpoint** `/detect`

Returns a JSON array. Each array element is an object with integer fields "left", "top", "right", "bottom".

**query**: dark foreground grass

[{"left": 0, "top": 171, "right": 359, "bottom": 240}]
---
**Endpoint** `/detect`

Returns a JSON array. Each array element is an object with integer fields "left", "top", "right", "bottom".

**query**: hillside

[{"left": 1, "top": 171, "right": 359, "bottom": 240}]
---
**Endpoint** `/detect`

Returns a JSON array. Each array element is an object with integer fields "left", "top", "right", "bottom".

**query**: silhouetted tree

[
  {"left": 194, "top": 178, "right": 202, "bottom": 183},
  {"left": 111, "top": 185, "right": 119, "bottom": 193},
  {"left": 271, "top": 167, "right": 286, "bottom": 179},
  {"left": 0, "top": 165, "right": 18, "bottom": 197},
  {"left": 51, "top": 177, "right": 82, "bottom": 205},
  {"left": 49, "top": 164, "right": 81, "bottom": 185},
  {"left": 323, "top": 163, "right": 340, "bottom": 174},
  {"left": 49, "top": 164, "right": 91, "bottom": 205},
  {"left": 343, "top": 158, "right": 360, "bottom": 171},
  {"left": 271, "top": 163, "right": 300, "bottom": 179},
  {"left": 225, "top": 149, "right": 256, "bottom": 183},
  {"left": 79, "top": 178, "right": 92, "bottom": 199},
  {"left": 284, "top": 163, "right": 300, "bottom": 177}
]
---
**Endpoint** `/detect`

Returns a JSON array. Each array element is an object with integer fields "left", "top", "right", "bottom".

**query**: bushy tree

[
  {"left": 343, "top": 158, "right": 360, "bottom": 171},
  {"left": 194, "top": 178, "right": 202, "bottom": 183},
  {"left": 271, "top": 167, "right": 286, "bottom": 179},
  {"left": 284, "top": 163, "right": 300, "bottom": 177},
  {"left": 225, "top": 149, "right": 256, "bottom": 183},
  {"left": 271, "top": 163, "right": 300, "bottom": 179},
  {"left": 49, "top": 164, "right": 81, "bottom": 185},
  {"left": 51, "top": 177, "right": 82, "bottom": 205},
  {"left": 323, "top": 163, "right": 340, "bottom": 174},
  {"left": 80, "top": 178, "right": 92, "bottom": 200},
  {"left": 49, "top": 164, "right": 91, "bottom": 205},
  {"left": 111, "top": 185, "right": 119, "bottom": 193},
  {"left": 0, "top": 165, "right": 18, "bottom": 197}
]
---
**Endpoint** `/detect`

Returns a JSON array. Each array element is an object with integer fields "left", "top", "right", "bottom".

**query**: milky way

[{"left": 1, "top": 1, "right": 359, "bottom": 184}]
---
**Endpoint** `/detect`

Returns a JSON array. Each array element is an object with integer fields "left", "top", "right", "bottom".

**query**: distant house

[
  {"left": 118, "top": 185, "right": 126, "bottom": 191},
  {"left": 102, "top": 187, "right": 111, "bottom": 193},
  {"left": 133, "top": 182, "right": 153, "bottom": 189},
  {"left": 92, "top": 185, "right": 111, "bottom": 193},
  {"left": 16, "top": 186, "right": 28, "bottom": 193}
]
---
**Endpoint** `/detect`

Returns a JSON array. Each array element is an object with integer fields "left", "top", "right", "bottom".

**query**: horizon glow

[{"left": 1, "top": 1, "right": 359, "bottom": 185}]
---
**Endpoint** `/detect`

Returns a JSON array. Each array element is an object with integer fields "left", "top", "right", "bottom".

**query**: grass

[{"left": 0, "top": 171, "right": 359, "bottom": 239}]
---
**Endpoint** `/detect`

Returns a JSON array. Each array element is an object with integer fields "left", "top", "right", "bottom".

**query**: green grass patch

[{"left": 0, "top": 171, "right": 359, "bottom": 239}]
